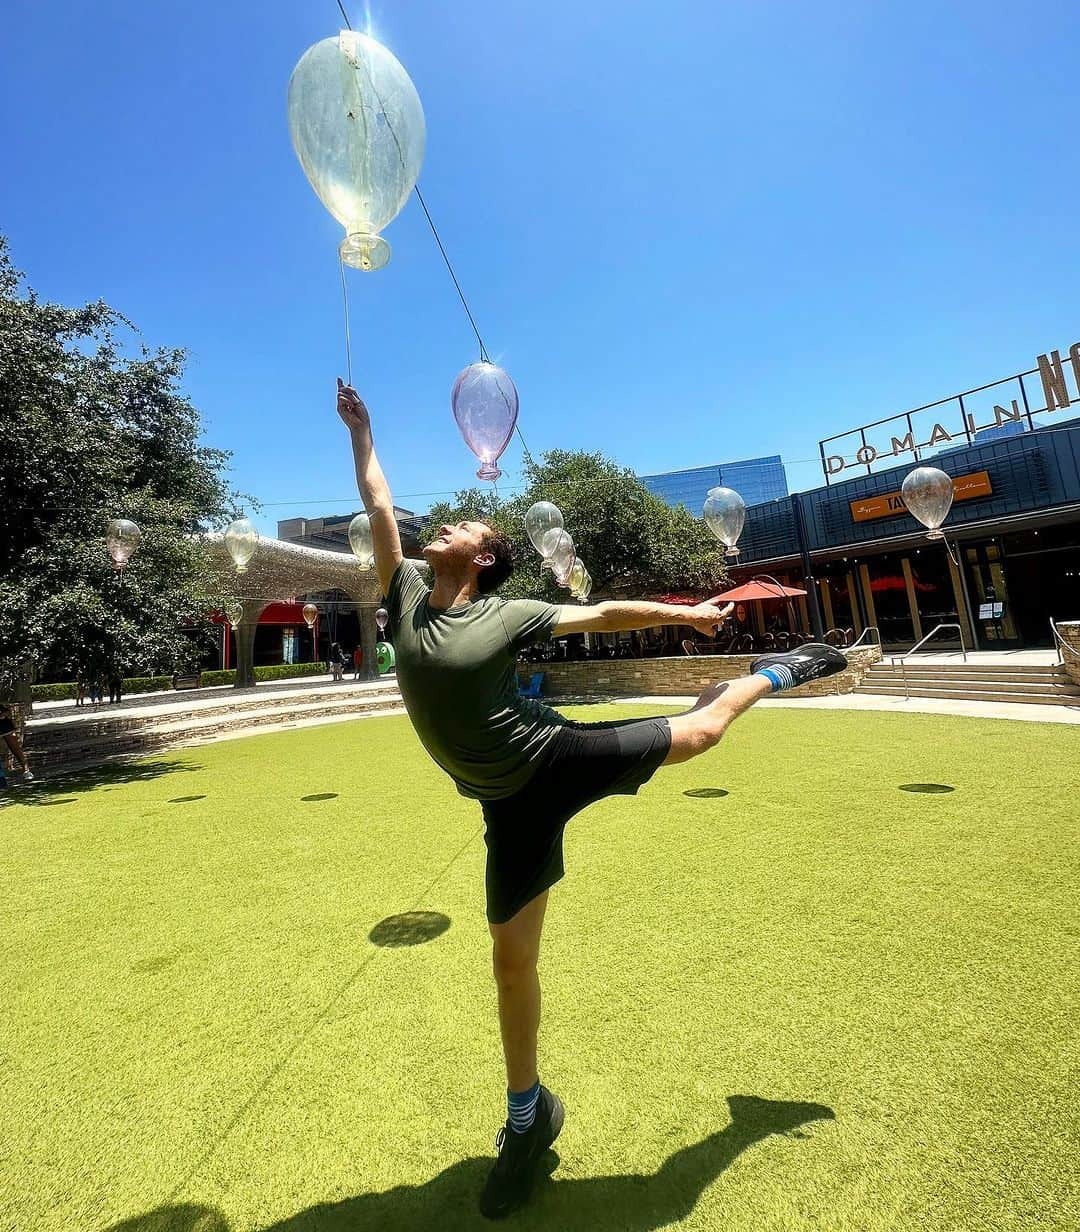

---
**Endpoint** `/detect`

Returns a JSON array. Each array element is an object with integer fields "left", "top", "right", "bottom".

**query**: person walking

[
  {"left": 329, "top": 641, "right": 345, "bottom": 682},
  {"left": 0, "top": 705, "right": 33, "bottom": 787},
  {"left": 352, "top": 645, "right": 363, "bottom": 680},
  {"left": 336, "top": 378, "right": 846, "bottom": 1218},
  {"left": 108, "top": 666, "right": 123, "bottom": 705}
]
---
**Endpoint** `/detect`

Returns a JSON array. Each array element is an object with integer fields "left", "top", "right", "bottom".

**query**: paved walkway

[
  {"left": 614, "top": 692, "right": 1080, "bottom": 725},
  {"left": 877, "top": 648, "right": 1060, "bottom": 665}
]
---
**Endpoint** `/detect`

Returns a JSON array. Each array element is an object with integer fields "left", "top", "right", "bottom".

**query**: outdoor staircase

[
  {"left": 23, "top": 678, "right": 405, "bottom": 777},
  {"left": 856, "top": 660, "right": 1080, "bottom": 707}
]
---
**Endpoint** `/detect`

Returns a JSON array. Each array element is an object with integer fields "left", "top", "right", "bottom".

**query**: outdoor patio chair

[
  {"left": 518, "top": 671, "right": 545, "bottom": 699},
  {"left": 681, "top": 639, "right": 700, "bottom": 656}
]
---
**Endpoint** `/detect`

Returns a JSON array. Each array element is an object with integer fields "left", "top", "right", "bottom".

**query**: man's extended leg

[
  {"left": 664, "top": 674, "right": 773, "bottom": 765},
  {"left": 664, "top": 643, "right": 848, "bottom": 765}
]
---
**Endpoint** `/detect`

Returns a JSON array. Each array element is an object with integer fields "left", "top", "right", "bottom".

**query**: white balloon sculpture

[
  {"left": 225, "top": 517, "right": 259, "bottom": 574},
  {"left": 348, "top": 512, "right": 375, "bottom": 569},
  {"left": 106, "top": 519, "right": 142, "bottom": 574},
  {"left": 525, "top": 502, "right": 592, "bottom": 601},
  {"left": 288, "top": 31, "right": 426, "bottom": 271},
  {"left": 901, "top": 467, "right": 954, "bottom": 540},
  {"left": 703, "top": 487, "right": 746, "bottom": 559}
]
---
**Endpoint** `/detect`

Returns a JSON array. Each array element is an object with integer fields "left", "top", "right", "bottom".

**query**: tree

[
  {"left": 0, "top": 238, "right": 244, "bottom": 695},
  {"left": 424, "top": 449, "right": 727, "bottom": 601}
]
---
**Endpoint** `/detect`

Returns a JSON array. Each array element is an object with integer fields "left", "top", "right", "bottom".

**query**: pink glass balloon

[{"left": 450, "top": 362, "right": 519, "bottom": 481}]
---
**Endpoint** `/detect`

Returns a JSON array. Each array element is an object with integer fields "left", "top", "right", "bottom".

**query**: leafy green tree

[
  {"left": 0, "top": 238, "right": 244, "bottom": 696},
  {"left": 424, "top": 449, "right": 726, "bottom": 600}
]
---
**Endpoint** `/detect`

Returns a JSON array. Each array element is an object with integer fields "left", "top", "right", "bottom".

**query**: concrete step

[
  {"left": 856, "top": 684, "right": 1080, "bottom": 706},
  {"left": 862, "top": 672, "right": 1079, "bottom": 694},
  {"left": 872, "top": 663, "right": 1066, "bottom": 678},
  {"left": 26, "top": 689, "right": 405, "bottom": 774},
  {"left": 26, "top": 682, "right": 401, "bottom": 749}
]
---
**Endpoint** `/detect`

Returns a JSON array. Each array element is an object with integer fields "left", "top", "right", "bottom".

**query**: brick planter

[
  {"left": 517, "top": 649, "right": 882, "bottom": 700},
  {"left": 1057, "top": 622, "right": 1080, "bottom": 686}
]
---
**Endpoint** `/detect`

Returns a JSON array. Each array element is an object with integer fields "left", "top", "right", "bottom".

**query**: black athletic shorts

[
  {"left": 0, "top": 716, "right": 14, "bottom": 737},
  {"left": 481, "top": 716, "right": 672, "bottom": 925}
]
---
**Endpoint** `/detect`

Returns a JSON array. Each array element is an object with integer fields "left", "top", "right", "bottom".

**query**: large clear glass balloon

[
  {"left": 106, "top": 519, "right": 141, "bottom": 571},
  {"left": 578, "top": 567, "right": 593, "bottom": 601},
  {"left": 348, "top": 512, "right": 375, "bottom": 568},
  {"left": 225, "top": 602, "right": 243, "bottom": 627},
  {"left": 703, "top": 487, "right": 746, "bottom": 559},
  {"left": 451, "top": 362, "right": 519, "bottom": 481},
  {"left": 525, "top": 501, "right": 563, "bottom": 555},
  {"left": 303, "top": 603, "right": 319, "bottom": 629},
  {"left": 375, "top": 607, "right": 389, "bottom": 632},
  {"left": 287, "top": 31, "right": 426, "bottom": 271},
  {"left": 540, "top": 529, "right": 575, "bottom": 586},
  {"left": 902, "top": 466, "right": 954, "bottom": 539},
  {"left": 567, "top": 558, "right": 587, "bottom": 598},
  {"left": 225, "top": 517, "right": 259, "bottom": 574}
]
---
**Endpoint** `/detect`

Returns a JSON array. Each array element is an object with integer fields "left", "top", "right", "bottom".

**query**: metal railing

[
  {"left": 891, "top": 623, "right": 967, "bottom": 699},
  {"left": 1050, "top": 618, "right": 1080, "bottom": 665},
  {"left": 848, "top": 626, "right": 881, "bottom": 650}
]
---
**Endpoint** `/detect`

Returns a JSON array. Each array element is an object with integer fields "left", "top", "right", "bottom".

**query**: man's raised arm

[
  {"left": 336, "top": 378, "right": 403, "bottom": 596},
  {"left": 553, "top": 597, "right": 734, "bottom": 638}
]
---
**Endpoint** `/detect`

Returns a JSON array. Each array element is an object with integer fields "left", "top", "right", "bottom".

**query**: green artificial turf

[{"left": 1, "top": 705, "right": 1078, "bottom": 1231}]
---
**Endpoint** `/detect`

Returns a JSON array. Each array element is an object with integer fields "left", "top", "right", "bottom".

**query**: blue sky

[{"left": 4, "top": 1, "right": 1080, "bottom": 534}]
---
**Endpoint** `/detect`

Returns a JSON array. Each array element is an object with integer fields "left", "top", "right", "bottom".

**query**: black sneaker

[
  {"left": 750, "top": 642, "right": 848, "bottom": 690},
  {"left": 479, "top": 1086, "right": 564, "bottom": 1219}
]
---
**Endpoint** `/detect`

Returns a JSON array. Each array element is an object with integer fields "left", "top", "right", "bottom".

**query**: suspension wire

[
  {"left": 411, "top": 184, "right": 489, "bottom": 364},
  {"left": 338, "top": 259, "right": 353, "bottom": 387}
]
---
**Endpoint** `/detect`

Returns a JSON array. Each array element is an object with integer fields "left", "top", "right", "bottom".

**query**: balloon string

[
  {"left": 339, "top": 258, "right": 353, "bottom": 388},
  {"left": 331, "top": 0, "right": 538, "bottom": 467},
  {"left": 412, "top": 184, "right": 489, "bottom": 364}
]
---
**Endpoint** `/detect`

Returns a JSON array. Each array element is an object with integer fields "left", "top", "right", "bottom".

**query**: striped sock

[
  {"left": 755, "top": 664, "right": 796, "bottom": 693},
  {"left": 507, "top": 1080, "right": 541, "bottom": 1134}
]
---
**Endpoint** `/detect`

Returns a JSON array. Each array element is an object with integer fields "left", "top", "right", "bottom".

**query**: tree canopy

[
  {"left": 424, "top": 449, "right": 726, "bottom": 601},
  {"left": 0, "top": 238, "right": 243, "bottom": 691}
]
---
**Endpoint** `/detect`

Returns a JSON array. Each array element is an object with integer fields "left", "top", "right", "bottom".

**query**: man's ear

[{"left": 473, "top": 551, "right": 496, "bottom": 569}]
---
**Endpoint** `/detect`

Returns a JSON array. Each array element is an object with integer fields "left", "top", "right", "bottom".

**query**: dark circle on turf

[
  {"left": 683, "top": 788, "right": 730, "bottom": 798},
  {"left": 369, "top": 911, "right": 451, "bottom": 948},
  {"left": 169, "top": 795, "right": 207, "bottom": 803},
  {"left": 301, "top": 792, "right": 339, "bottom": 802},
  {"left": 899, "top": 783, "right": 955, "bottom": 794}
]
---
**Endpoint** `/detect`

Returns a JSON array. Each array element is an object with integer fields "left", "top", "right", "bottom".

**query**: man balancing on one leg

[{"left": 336, "top": 378, "right": 847, "bottom": 1219}]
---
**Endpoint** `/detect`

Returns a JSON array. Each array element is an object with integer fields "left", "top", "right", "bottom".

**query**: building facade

[
  {"left": 639, "top": 455, "right": 788, "bottom": 512},
  {"left": 277, "top": 507, "right": 426, "bottom": 556},
  {"left": 730, "top": 421, "right": 1080, "bottom": 650}
]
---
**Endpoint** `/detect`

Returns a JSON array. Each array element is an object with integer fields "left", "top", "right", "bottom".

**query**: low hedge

[
  {"left": 32, "top": 675, "right": 172, "bottom": 701},
  {"left": 32, "top": 662, "right": 330, "bottom": 700}
]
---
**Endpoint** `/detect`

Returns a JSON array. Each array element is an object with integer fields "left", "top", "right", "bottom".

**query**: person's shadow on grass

[{"left": 107, "top": 1094, "right": 834, "bottom": 1232}]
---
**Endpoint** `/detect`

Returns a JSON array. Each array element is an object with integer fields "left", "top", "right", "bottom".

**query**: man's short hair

[{"left": 477, "top": 524, "right": 515, "bottom": 594}]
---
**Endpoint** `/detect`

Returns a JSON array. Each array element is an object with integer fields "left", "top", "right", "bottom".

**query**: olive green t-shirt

[{"left": 386, "top": 560, "right": 566, "bottom": 801}]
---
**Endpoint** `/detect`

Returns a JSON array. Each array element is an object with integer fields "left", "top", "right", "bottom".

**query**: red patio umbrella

[{"left": 714, "top": 579, "right": 808, "bottom": 602}]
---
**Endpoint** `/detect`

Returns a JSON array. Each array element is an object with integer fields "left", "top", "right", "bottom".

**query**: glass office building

[{"left": 639, "top": 455, "right": 789, "bottom": 512}]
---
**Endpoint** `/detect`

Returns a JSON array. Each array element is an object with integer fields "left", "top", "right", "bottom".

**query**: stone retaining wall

[
  {"left": 517, "top": 648, "right": 882, "bottom": 700},
  {"left": 1057, "top": 622, "right": 1080, "bottom": 686}
]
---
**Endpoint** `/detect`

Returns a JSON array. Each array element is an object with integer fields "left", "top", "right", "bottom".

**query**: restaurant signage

[
  {"left": 849, "top": 471, "right": 992, "bottom": 523},
  {"left": 820, "top": 341, "right": 1080, "bottom": 481}
]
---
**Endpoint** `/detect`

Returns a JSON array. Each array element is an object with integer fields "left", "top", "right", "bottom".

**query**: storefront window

[
  {"left": 910, "top": 550, "right": 960, "bottom": 635},
  {"left": 866, "top": 555, "right": 915, "bottom": 646},
  {"left": 282, "top": 627, "right": 298, "bottom": 664}
]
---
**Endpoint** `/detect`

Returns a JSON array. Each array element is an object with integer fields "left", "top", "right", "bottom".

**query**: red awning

[
  {"left": 714, "top": 580, "right": 807, "bottom": 602},
  {"left": 211, "top": 602, "right": 307, "bottom": 625}
]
